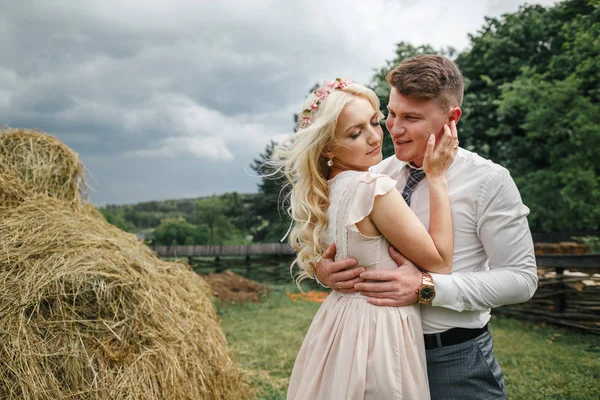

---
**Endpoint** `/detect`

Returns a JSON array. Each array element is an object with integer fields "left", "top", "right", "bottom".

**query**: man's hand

[
  {"left": 315, "top": 243, "right": 364, "bottom": 293},
  {"left": 355, "top": 246, "right": 422, "bottom": 306}
]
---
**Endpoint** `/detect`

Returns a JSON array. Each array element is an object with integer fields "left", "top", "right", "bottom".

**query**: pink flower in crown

[
  {"left": 332, "top": 77, "right": 352, "bottom": 89},
  {"left": 314, "top": 86, "right": 329, "bottom": 100},
  {"left": 322, "top": 80, "right": 337, "bottom": 90},
  {"left": 298, "top": 114, "right": 312, "bottom": 129},
  {"left": 296, "top": 77, "right": 354, "bottom": 130},
  {"left": 339, "top": 77, "right": 352, "bottom": 88}
]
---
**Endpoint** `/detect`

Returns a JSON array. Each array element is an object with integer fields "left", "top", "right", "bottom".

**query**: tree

[
  {"left": 455, "top": 0, "right": 600, "bottom": 232},
  {"left": 152, "top": 217, "right": 203, "bottom": 245},
  {"left": 121, "top": 206, "right": 161, "bottom": 229},
  {"left": 455, "top": 3, "right": 566, "bottom": 159},
  {"left": 220, "top": 192, "right": 260, "bottom": 234},
  {"left": 250, "top": 141, "right": 292, "bottom": 243},
  {"left": 98, "top": 207, "right": 135, "bottom": 231},
  {"left": 193, "top": 195, "right": 247, "bottom": 244}
]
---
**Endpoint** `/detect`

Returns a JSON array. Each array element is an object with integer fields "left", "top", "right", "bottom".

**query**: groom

[{"left": 315, "top": 55, "right": 538, "bottom": 399}]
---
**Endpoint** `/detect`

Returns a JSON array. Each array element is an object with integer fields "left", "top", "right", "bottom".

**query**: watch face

[{"left": 420, "top": 287, "right": 435, "bottom": 301}]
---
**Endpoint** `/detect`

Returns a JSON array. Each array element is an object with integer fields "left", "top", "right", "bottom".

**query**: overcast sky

[{"left": 1, "top": 0, "right": 558, "bottom": 206}]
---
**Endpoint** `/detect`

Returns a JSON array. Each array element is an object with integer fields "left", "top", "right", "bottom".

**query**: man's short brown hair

[{"left": 386, "top": 54, "right": 464, "bottom": 109}]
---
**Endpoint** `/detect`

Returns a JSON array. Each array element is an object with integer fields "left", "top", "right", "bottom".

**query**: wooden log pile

[
  {"left": 533, "top": 241, "right": 589, "bottom": 255},
  {"left": 496, "top": 242, "right": 600, "bottom": 335}
]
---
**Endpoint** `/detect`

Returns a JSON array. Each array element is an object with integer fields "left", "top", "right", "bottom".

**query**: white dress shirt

[{"left": 371, "top": 148, "right": 538, "bottom": 334}]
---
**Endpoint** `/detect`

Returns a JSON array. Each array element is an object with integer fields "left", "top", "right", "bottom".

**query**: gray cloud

[{"left": 0, "top": 0, "right": 559, "bottom": 205}]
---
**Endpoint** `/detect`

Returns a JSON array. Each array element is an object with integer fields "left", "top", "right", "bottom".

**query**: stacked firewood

[{"left": 496, "top": 242, "right": 600, "bottom": 335}]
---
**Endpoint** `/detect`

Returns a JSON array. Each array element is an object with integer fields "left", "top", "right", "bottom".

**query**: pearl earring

[{"left": 327, "top": 159, "right": 334, "bottom": 167}]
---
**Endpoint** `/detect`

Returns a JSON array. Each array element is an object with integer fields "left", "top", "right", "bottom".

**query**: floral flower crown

[{"left": 296, "top": 77, "right": 352, "bottom": 131}]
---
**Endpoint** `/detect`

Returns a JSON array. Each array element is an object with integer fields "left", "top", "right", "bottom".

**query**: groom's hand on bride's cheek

[
  {"left": 315, "top": 243, "right": 364, "bottom": 293},
  {"left": 355, "top": 246, "right": 421, "bottom": 307}
]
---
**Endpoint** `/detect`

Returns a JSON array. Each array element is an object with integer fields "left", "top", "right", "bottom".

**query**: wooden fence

[
  {"left": 153, "top": 243, "right": 294, "bottom": 258},
  {"left": 496, "top": 254, "right": 600, "bottom": 335},
  {"left": 152, "top": 245, "right": 600, "bottom": 334},
  {"left": 152, "top": 243, "right": 295, "bottom": 281}
]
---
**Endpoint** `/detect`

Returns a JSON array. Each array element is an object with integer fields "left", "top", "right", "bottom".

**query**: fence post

[
  {"left": 245, "top": 255, "right": 251, "bottom": 277},
  {"left": 555, "top": 267, "right": 567, "bottom": 313}
]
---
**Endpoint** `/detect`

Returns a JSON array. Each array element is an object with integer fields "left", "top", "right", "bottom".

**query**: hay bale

[
  {"left": 0, "top": 129, "right": 247, "bottom": 399},
  {"left": 0, "top": 127, "right": 85, "bottom": 206},
  {"left": 0, "top": 168, "right": 28, "bottom": 208},
  {"left": 0, "top": 199, "right": 246, "bottom": 399}
]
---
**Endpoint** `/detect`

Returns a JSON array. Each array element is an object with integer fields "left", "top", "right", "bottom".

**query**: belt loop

[{"left": 435, "top": 333, "right": 442, "bottom": 348}]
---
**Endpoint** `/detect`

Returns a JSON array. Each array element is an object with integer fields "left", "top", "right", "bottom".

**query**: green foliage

[
  {"left": 98, "top": 207, "right": 135, "bottom": 231},
  {"left": 250, "top": 141, "right": 292, "bottom": 243},
  {"left": 99, "top": 192, "right": 256, "bottom": 245},
  {"left": 100, "top": 199, "right": 198, "bottom": 231},
  {"left": 572, "top": 236, "right": 600, "bottom": 253},
  {"left": 456, "top": 0, "right": 600, "bottom": 232},
  {"left": 152, "top": 217, "right": 204, "bottom": 245},
  {"left": 455, "top": 3, "right": 562, "bottom": 156},
  {"left": 220, "top": 192, "right": 261, "bottom": 233},
  {"left": 193, "top": 195, "right": 249, "bottom": 244}
]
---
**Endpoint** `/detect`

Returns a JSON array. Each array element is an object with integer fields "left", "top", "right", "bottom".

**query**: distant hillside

[{"left": 98, "top": 193, "right": 260, "bottom": 233}]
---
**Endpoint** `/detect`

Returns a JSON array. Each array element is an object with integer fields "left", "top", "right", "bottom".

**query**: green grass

[
  {"left": 492, "top": 317, "right": 600, "bottom": 399},
  {"left": 218, "top": 284, "right": 600, "bottom": 400},
  {"left": 216, "top": 285, "right": 321, "bottom": 399}
]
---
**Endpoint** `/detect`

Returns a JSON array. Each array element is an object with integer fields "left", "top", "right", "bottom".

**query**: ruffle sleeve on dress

[{"left": 345, "top": 172, "right": 397, "bottom": 228}]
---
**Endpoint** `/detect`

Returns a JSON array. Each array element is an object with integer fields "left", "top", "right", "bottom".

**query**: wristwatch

[{"left": 416, "top": 272, "right": 436, "bottom": 305}]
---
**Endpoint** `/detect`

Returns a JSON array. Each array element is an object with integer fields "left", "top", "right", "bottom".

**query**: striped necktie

[{"left": 402, "top": 166, "right": 426, "bottom": 206}]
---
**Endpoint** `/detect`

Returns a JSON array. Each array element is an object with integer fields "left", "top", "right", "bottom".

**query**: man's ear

[{"left": 448, "top": 107, "right": 462, "bottom": 124}]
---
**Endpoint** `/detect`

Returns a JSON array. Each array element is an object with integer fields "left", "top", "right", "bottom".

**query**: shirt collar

[
  {"left": 406, "top": 162, "right": 424, "bottom": 171},
  {"left": 396, "top": 158, "right": 423, "bottom": 176},
  {"left": 398, "top": 148, "right": 463, "bottom": 175}
]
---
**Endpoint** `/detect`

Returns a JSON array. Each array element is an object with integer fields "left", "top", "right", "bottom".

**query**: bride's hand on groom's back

[{"left": 315, "top": 244, "right": 364, "bottom": 293}]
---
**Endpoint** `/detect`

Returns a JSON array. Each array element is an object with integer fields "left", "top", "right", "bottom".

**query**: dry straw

[
  {"left": 0, "top": 128, "right": 246, "bottom": 399},
  {"left": 0, "top": 128, "right": 86, "bottom": 207}
]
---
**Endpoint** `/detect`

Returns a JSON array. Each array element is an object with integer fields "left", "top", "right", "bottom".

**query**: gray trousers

[{"left": 425, "top": 330, "right": 507, "bottom": 400}]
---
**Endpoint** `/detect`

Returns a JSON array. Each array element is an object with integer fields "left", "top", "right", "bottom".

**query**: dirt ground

[{"left": 201, "top": 271, "right": 270, "bottom": 303}]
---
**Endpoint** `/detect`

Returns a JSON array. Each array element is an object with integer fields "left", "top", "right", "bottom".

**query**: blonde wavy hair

[{"left": 270, "top": 82, "right": 384, "bottom": 286}]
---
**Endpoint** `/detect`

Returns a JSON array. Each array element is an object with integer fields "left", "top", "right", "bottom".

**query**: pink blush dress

[{"left": 286, "top": 171, "right": 430, "bottom": 400}]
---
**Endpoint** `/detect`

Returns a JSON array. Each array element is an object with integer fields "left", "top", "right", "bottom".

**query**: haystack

[
  {"left": 0, "top": 128, "right": 86, "bottom": 207},
  {"left": 0, "top": 128, "right": 246, "bottom": 399}
]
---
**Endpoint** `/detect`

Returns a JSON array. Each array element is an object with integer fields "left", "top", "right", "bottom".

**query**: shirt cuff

[{"left": 430, "top": 273, "right": 460, "bottom": 308}]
